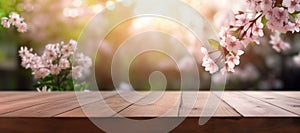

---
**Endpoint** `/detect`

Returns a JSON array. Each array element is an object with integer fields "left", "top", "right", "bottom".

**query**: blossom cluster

[
  {"left": 1, "top": 12, "right": 28, "bottom": 33},
  {"left": 19, "top": 40, "right": 92, "bottom": 91},
  {"left": 201, "top": 0, "right": 300, "bottom": 74}
]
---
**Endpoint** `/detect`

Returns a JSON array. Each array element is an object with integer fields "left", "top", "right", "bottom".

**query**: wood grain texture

[
  {"left": 183, "top": 92, "right": 240, "bottom": 117},
  {"left": 57, "top": 92, "right": 146, "bottom": 117},
  {"left": 118, "top": 92, "right": 180, "bottom": 117},
  {"left": 274, "top": 91, "right": 300, "bottom": 100},
  {"left": 0, "top": 91, "right": 300, "bottom": 133},
  {"left": 243, "top": 91, "right": 300, "bottom": 116},
  {"left": 0, "top": 92, "right": 75, "bottom": 115},
  {"left": 3, "top": 92, "right": 116, "bottom": 117},
  {"left": 222, "top": 92, "right": 297, "bottom": 117}
]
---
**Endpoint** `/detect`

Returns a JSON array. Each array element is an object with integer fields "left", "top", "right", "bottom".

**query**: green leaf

[
  {"left": 262, "top": 16, "right": 267, "bottom": 25},
  {"left": 208, "top": 39, "right": 220, "bottom": 50}
]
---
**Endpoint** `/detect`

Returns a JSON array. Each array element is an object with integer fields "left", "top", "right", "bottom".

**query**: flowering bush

[
  {"left": 19, "top": 40, "right": 92, "bottom": 92},
  {"left": 1, "top": 12, "right": 28, "bottom": 33},
  {"left": 201, "top": 0, "right": 300, "bottom": 74}
]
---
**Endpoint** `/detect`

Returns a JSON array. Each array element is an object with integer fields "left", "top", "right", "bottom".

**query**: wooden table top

[{"left": 0, "top": 91, "right": 299, "bottom": 133}]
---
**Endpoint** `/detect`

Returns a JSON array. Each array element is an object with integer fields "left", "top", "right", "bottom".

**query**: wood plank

[
  {"left": 118, "top": 92, "right": 180, "bottom": 117},
  {"left": 273, "top": 91, "right": 300, "bottom": 100},
  {"left": 0, "top": 92, "right": 43, "bottom": 103},
  {"left": 222, "top": 92, "right": 297, "bottom": 117},
  {"left": 3, "top": 92, "right": 116, "bottom": 117},
  {"left": 182, "top": 92, "right": 240, "bottom": 117},
  {"left": 0, "top": 92, "right": 76, "bottom": 115},
  {"left": 243, "top": 92, "right": 300, "bottom": 116},
  {"left": 57, "top": 92, "right": 146, "bottom": 117}
]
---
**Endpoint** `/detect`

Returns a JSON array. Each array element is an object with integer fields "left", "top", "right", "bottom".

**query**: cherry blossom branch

[
  {"left": 1, "top": 12, "right": 28, "bottom": 33},
  {"left": 201, "top": 0, "right": 300, "bottom": 74}
]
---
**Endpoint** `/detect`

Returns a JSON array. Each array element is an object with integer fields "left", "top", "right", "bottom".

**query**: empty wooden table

[{"left": 0, "top": 91, "right": 299, "bottom": 133}]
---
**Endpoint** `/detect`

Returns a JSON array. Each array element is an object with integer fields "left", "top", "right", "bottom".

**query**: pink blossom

[
  {"left": 59, "top": 58, "right": 70, "bottom": 69},
  {"left": 201, "top": 47, "right": 219, "bottom": 74},
  {"left": 252, "top": 17, "right": 264, "bottom": 37},
  {"left": 50, "top": 65, "right": 61, "bottom": 75},
  {"left": 202, "top": 57, "right": 219, "bottom": 74},
  {"left": 9, "top": 12, "right": 23, "bottom": 26},
  {"left": 33, "top": 68, "right": 50, "bottom": 79},
  {"left": 225, "top": 50, "right": 244, "bottom": 69},
  {"left": 270, "top": 33, "right": 291, "bottom": 52},
  {"left": 235, "top": 13, "right": 250, "bottom": 27},
  {"left": 17, "top": 22, "right": 28, "bottom": 33},
  {"left": 72, "top": 66, "right": 83, "bottom": 79},
  {"left": 282, "top": 0, "right": 300, "bottom": 13},
  {"left": 1, "top": 17, "right": 11, "bottom": 28},
  {"left": 260, "top": 0, "right": 273, "bottom": 12},
  {"left": 224, "top": 36, "right": 242, "bottom": 53}
]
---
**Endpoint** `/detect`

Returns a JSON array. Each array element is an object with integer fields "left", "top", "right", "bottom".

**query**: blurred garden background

[{"left": 1, "top": 0, "right": 300, "bottom": 91}]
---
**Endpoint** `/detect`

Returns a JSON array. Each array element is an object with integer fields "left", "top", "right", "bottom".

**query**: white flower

[
  {"left": 33, "top": 68, "right": 50, "bottom": 79},
  {"left": 50, "top": 65, "right": 61, "bottom": 75},
  {"left": 72, "top": 66, "right": 83, "bottom": 79},
  {"left": 202, "top": 57, "right": 219, "bottom": 74},
  {"left": 9, "top": 12, "right": 23, "bottom": 26},
  {"left": 59, "top": 58, "right": 70, "bottom": 69},
  {"left": 17, "top": 22, "right": 28, "bottom": 33},
  {"left": 37, "top": 86, "right": 51, "bottom": 92},
  {"left": 43, "top": 44, "right": 58, "bottom": 61},
  {"left": 1, "top": 17, "right": 11, "bottom": 28},
  {"left": 61, "top": 40, "right": 77, "bottom": 57},
  {"left": 76, "top": 53, "right": 92, "bottom": 68},
  {"left": 282, "top": 0, "right": 300, "bottom": 13},
  {"left": 19, "top": 46, "right": 32, "bottom": 58}
]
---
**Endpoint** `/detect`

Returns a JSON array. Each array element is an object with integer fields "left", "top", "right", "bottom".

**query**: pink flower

[
  {"left": 61, "top": 40, "right": 77, "bottom": 57},
  {"left": 260, "top": 0, "right": 273, "bottom": 12},
  {"left": 235, "top": 14, "right": 250, "bottom": 27},
  {"left": 201, "top": 47, "right": 219, "bottom": 74},
  {"left": 50, "top": 65, "right": 61, "bottom": 75},
  {"left": 202, "top": 57, "right": 219, "bottom": 74},
  {"left": 9, "top": 12, "right": 23, "bottom": 26},
  {"left": 33, "top": 68, "right": 50, "bottom": 79},
  {"left": 225, "top": 36, "right": 242, "bottom": 53},
  {"left": 273, "top": 7, "right": 289, "bottom": 21},
  {"left": 282, "top": 0, "right": 300, "bottom": 13},
  {"left": 17, "top": 22, "right": 28, "bottom": 33},
  {"left": 72, "top": 66, "right": 83, "bottom": 79},
  {"left": 252, "top": 17, "right": 264, "bottom": 37},
  {"left": 225, "top": 50, "right": 244, "bottom": 69},
  {"left": 76, "top": 53, "right": 92, "bottom": 68},
  {"left": 59, "top": 58, "right": 70, "bottom": 69},
  {"left": 270, "top": 32, "right": 291, "bottom": 52},
  {"left": 1, "top": 17, "right": 11, "bottom": 28}
]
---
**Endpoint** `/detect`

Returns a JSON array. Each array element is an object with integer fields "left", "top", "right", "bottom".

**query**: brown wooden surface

[{"left": 0, "top": 91, "right": 299, "bottom": 133}]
